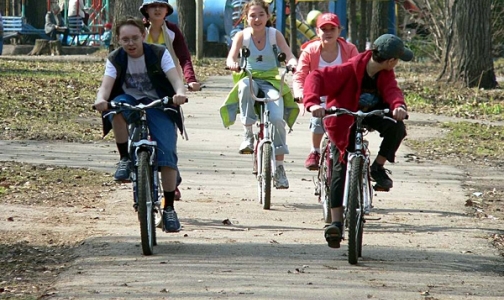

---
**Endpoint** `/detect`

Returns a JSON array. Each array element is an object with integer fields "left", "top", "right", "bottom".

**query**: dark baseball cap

[{"left": 372, "top": 34, "right": 414, "bottom": 62}]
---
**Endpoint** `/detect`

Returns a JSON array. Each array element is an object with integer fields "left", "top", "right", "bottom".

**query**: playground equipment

[
  {"left": 167, "top": 0, "right": 234, "bottom": 45},
  {"left": 56, "top": 0, "right": 111, "bottom": 33},
  {"left": 165, "top": 0, "right": 315, "bottom": 48}
]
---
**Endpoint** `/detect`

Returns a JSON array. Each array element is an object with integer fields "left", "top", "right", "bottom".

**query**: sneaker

[
  {"left": 114, "top": 158, "right": 131, "bottom": 182},
  {"left": 239, "top": 132, "right": 254, "bottom": 154},
  {"left": 174, "top": 187, "right": 181, "bottom": 201},
  {"left": 162, "top": 207, "right": 181, "bottom": 233},
  {"left": 304, "top": 151, "right": 320, "bottom": 171},
  {"left": 274, "top": 165, "right": 289, "bottom": 189},
  {"left": 324, "top": 222, "right": 343, "bottom": 248},
  {"left": 370, "top": 163, "right": 393, "bottom": 189}
]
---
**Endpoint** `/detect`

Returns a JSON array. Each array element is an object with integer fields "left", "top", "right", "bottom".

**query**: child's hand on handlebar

[
  {"left": 173, "top": 94, "right": 188, "bottom": 105},
  {"left": 226, "top": 61, "right": 240, "bottom": 72},
  {"left": 392, "top": 106, "right": 408, "bottom": 121},
  {"left": 93, "top": 99, "right": 108, "bottom": 112},
  {"left": 310, "top": 104, "right": 325, "bottom": 118},
  {"left": 187, "top": 82, "right": 201, "bottom": 91}
]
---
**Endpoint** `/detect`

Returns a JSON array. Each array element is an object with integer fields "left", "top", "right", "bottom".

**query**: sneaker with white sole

[
  {"left": 162, "top": 207, "right": 181, "bottom": 233},
  {"left": 274, "top": 165, "right": 289, "bottom": 189},
  {"left": 239, "top": 132, "right": 254, "bottom": 154}
]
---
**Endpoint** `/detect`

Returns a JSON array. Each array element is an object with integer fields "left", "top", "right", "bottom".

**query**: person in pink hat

[{"left": 293, "top": 13, "right": 358, "bottom": 171}]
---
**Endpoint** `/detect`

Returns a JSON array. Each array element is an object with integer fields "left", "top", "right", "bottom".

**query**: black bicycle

[
  {"left": 97, "top": 97, "right": 184, "bottom": 255},
  {"left": 323, "top": 107, "right": 390, "bottom": 264}
]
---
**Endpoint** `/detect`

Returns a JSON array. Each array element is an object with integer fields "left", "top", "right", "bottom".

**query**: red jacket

[{"left": 303, "top": 51, "right": 406, "bottom": 161}]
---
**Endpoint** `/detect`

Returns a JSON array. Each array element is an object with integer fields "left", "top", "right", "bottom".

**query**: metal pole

[
  {"left": 289, "top": 0, "right": 297, "bottom": 56},
  {"left": 275, "top": 0, "right": 285, "bottom": 36},
  {"left": 196, "top": 0, "right": 204, "bottom": 59}
]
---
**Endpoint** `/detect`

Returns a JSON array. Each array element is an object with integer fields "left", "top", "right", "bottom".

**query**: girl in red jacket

[
  {"left": 303, "top": 34, "right": 412, "bottom": 248},
  {"left": 293, "top": 13, "right": 358, "bottom": 171}
]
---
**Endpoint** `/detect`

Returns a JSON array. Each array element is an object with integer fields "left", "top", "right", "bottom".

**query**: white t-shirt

[
  {"left": 318, "top": 46, "right": 342, "bottom": 68},
  {"left": 104, "top": 50, "right": 176, "bottom": 100},
  {"left": 318, "top": 46, "right": 342, "bottom": 104}
]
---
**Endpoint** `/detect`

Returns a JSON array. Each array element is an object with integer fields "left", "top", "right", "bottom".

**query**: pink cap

[{"left": 316, "top": 13, "right": 340, "bottom": 28}]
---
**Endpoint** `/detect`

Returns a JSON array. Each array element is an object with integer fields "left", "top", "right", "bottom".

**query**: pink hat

[{"left": 316, "top": 13, "right": 340, "bottom": 28}]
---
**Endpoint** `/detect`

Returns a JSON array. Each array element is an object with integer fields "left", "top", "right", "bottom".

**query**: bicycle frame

[{"left": 130, "top": 111, "right": 160, "bottom": 216}]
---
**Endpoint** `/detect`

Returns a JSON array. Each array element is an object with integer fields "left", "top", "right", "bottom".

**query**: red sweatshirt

[{"left": 303, "top": 51, "right": 406, "bottom": 161}]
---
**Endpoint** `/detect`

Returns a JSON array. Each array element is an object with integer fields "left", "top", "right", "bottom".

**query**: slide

[{"left": 285, "top": 18, "right": 317, "bottom": 47}]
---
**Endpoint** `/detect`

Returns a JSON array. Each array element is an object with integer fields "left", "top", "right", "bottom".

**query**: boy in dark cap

[{"left": 303, "top": 34, "right": 413, "bottom": 248}]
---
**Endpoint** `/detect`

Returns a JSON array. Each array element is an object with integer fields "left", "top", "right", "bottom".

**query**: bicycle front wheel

[
  {"left": 137, "top": 151, "right": 155, "bottom": 256},
  {"left": 261, "top": 143, "right": 272, "bottom": 210},
  {"left": 319, "top": 139, "right": 332, "bottom": 223},
  {"left": 347, "top": 156, "right": 364, "bottom": 265}
]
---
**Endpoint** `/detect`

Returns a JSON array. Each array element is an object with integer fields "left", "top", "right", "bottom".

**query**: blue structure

[
  {"left": 166, "top": 0, "right": 234, "bottom": 44},
  {"left": 275, "top": 0, "right": 397, "bottom": 39}
]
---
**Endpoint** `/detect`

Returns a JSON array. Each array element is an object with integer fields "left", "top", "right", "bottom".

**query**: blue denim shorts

[
  {"left": 108, "top": 94, "right": 178, "bottom": 169},
  {"left": 309, "top": 116, "right": 325, "bottom": 134}
]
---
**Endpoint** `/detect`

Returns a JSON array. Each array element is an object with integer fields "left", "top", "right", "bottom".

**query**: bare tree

[
  {"left": 113, "top": 0, "right": 142, "bottom": 22},
  {"left": 370, "top": 0, "right": 388, "bottom": 41},
  {"left": 452, "top": 0, "right": 496, "bottom": 88},
  {"left": 358, "top": 0, "right": 369, "bottom": 51},
  {"left": 176, "top": 0, "right": 196, "bottom": 52},
  {"left": 348, "top": 0, "right": 357, "bottom": 45}
]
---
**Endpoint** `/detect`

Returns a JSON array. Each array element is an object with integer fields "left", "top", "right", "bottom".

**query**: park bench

[
  {"left": 2, "top": 16, "right": 49, "bottom": 42},
  {"left": 67, "top": 16, "right": 100, "bottom": 46}
]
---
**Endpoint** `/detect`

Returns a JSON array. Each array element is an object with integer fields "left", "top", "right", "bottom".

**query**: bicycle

[
  {"left": 323, "top": 106, "right": 391, "bottom": 265},
  {"left": 97, "top": 96, "right": 185, "bottom": 256},
  {"left": 230, "top": 47, "right": 294, "bottom": 209}
]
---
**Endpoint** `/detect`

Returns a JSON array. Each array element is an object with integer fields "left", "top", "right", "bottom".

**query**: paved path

[{"left": 1, "top": 76, "right": 503, "bottom": 299}]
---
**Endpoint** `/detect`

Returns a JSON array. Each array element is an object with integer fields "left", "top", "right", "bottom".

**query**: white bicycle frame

[{"left": 240, "top": 65, "right": 291, "bottom": 187}]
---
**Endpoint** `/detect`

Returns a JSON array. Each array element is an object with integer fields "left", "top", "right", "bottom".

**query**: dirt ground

[{"left": 0, "top": 75, "right": 503, "bottom": 300}]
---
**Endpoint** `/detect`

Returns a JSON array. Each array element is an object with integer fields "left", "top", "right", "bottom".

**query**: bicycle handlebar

[
  {"left": 324, "top": 107, "right": 408, "bottom": 122},
  {"left": 225, "top": 47, "right": 295, "bottom": 103},
  {"left": 92, "top": 96, "right": 188, "bottom": 111}
]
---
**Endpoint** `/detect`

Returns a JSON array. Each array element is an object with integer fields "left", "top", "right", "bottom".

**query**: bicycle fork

[{"left": 255, "top": 109, "right": 276, "bottom": 180}]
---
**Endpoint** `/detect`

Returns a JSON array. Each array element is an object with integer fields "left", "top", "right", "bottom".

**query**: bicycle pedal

[{"left": 373, "top": 185, "right": 390, "bottom": 192}]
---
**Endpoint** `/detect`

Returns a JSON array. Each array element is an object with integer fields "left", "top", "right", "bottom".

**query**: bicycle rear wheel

[
  {"left": 319, "top": 138, "right": 332, "bottom": 223},
  {"left": 261, "top": 143, "right": 272, "bottom": 210},
  {"left": 347, "top": 156, "right": 364, "bottom": 265},
  {"left": 137, "top": 151, "right": 155, "bottom": 256}
]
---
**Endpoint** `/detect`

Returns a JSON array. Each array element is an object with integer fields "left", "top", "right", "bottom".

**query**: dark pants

[
  {"left": 49, "top": 28, "right": 69, "bottom": 44},
  {"left": 330, "top": 116, "right": 406, "bottom": 208}
]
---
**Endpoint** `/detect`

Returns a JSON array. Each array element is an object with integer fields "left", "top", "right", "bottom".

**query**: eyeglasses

[{"left": 120, "top": 36, "right": 142, "bottom": 45}]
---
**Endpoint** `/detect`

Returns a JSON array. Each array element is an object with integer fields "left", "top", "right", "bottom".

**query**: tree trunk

[
  {"left": 49, "top": 40, "right": 63, "bottom": 55},
  {"left": 348, "top": 0, "right": 357, "bottom": 44},
  {"left": 28, "top": 39, "right": 50, "bottom": 56},
  {"left": 113, "top": 0, "right": 143, "bottom": 47},
  {"left": 25, "top": 0, "right": 48, "bottom": 29},
  {"left": 177, "top": 0, "right": 196, "bottom": 53},
  {"left": 370, "top": 0, "right": 389, "bottom": 42},
  {"left": 357, "top": 0, "right": 368, "bottom": 51},
  {"left": 454, "top": 0, "right": 496, "bottom": 88}
]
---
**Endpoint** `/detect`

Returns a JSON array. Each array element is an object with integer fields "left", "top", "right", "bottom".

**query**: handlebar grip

[
  {"left": 162, "top": 97, "right": 189, "bottom": 105},
  {"left": 225, "top": 66, "right": 242, "bottom": 71},
  {"left": 92, "top": 102, "right": 112, "bottom": 110}
]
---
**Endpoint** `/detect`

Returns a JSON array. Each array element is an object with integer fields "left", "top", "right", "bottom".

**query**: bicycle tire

[
  {"left": 137, "top": 151, "right": 155, "bottom": 256},
  {"left": 261, "top": 143, "right": 272, "bottom": 210},
  {"left": 319, "top": 139, "right": 332, "bottom": 223},
  {"left": 347, "top": 156, "right": 364, "bottom": 265}
]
